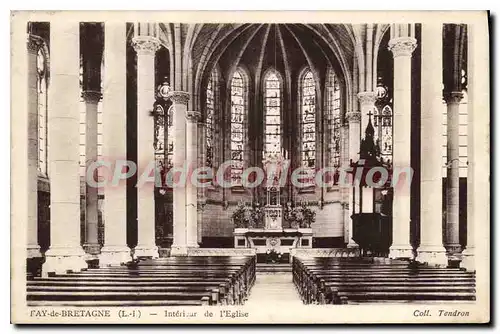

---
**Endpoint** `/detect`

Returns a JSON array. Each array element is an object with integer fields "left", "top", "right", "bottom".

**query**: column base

[
  {"left": 133, "top": 245, "right": 159, "bottom": 259},
  {"left": 389, "top": 244, "right": 414, "bottom": 260},
  {"left": 42, "top": 246, "right": 87, "bottom": 277},
  {"left": 83, "top": 243, "right": 101, "bottom": 256},
  {"left": 170, "top": 245, "right": 189, "bottom": 256},
  {"left": 27, "top": 244, "right": 42, "bottom": 258},
  {"left": 460, "top": 247, "right": 475, "bottom": 272},
  {"left": 347, "top": 240, "right": 359, "bottom": 248},
  {"left": 445, "top": 243, "right": 462, "bottom": 255},
  {"left": 416, "top": 245, "right": 449, "bottom": 267},
  {"left": 99, "top": 246, "right": 132, "bottom": 267}
]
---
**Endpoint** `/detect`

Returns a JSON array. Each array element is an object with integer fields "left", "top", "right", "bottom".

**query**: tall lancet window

[
  {"left": 205, "top": 70, "right": 218, "bottom": 168},
  {"left": 166, "top": 105, "right": 174, "bottom": 169},
  {"left": 153, "top": 103, "right": 166, "bottom": 171},
  {"left": 326, "top": 68, "right": 341, "bottom": 168},
  {"left": 375, "top": 105, "right": 393, "bottom": 164},
  {"left": 230, "top": 69, "right": 247, "bottom": 186},
  {"left": 37, "top": 46, "right": 48, "bottom": 176},
  {"left": 300, "top": 70, "right": 316, "bottom": 168},
  {"left": 373, "top": 77, "right": 393, "bottom": 165},
  {"left": 264, "top": 70, "right": 282, "bottom": 160}
]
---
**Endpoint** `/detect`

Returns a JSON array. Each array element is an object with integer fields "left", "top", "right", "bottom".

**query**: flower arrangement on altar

[
  {"left": 232, "top": 202, "right": 265, "bottom": 228},
  {"left": 283, "top": 202, "right": 316, "bottom": 229},
  {"left": 265, "top": 249, "right": 283, "bottom": 263}
]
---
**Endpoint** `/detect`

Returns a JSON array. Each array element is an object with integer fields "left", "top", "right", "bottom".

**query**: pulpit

[{"left": 350, "top": 113, "right": 393, "bottom": 256}]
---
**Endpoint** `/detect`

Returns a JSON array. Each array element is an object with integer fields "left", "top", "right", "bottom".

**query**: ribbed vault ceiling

[{"left": 191, "top": 24, "right": 355, "bottom": 95}]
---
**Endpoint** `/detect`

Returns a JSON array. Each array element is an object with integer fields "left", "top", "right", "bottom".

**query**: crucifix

[{"left": 367, "top": 109, "right": 374, "bottom": 121}]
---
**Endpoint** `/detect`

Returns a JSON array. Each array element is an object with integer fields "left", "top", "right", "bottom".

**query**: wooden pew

[
  {"left": 292, "top": 257, "right": 476, "bottom": 304},
  {"left": 28, "top": 255, "right": 256, "bottom": 307}
]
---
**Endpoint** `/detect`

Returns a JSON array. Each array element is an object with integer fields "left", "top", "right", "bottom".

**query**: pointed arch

[
  {"left": 375, "top": 104, "right": 393, "bottom": 165},
  {"left": 262, "top": 68, "right": 283, "bottom": 160},
  {"left": 298, "top": 67, "right": 317, "bottom": 169},
  {"left": 205, "top": 68, "right": 220, "bottom": 168},
  {"left": 229, "top": 67, "right": 250, "bottom": 186},
  {"left": 325, "top": 67, "right": 342, "bottom": 168}
]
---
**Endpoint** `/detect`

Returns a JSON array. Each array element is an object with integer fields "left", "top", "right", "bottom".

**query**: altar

[
  {"left": 232, "top": 154, "right": 313, "bottom": 261},
  {"left": 233, "top": 226, "right": 313, "bottom": 257}
]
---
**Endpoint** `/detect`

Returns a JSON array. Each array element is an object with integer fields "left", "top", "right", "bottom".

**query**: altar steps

[{"left": 257, "top": 263, "right": 292, "bottom": 274}]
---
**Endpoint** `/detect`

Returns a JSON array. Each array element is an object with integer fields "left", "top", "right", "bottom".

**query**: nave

[{"left": 27, "top": 255, "right": 475, "bottom": 306}]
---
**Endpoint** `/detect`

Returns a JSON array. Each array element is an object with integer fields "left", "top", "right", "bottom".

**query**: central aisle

[{"left": 245, "top": 273, "right": 303, "bottom": 306}]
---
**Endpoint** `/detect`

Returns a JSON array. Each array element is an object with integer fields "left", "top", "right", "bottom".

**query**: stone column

[
  {"left": 168, "top": 91, "right": 190, "bottom": 256},
  {"left": 346, "top": 110, "right": 361, "bottom": 247},
  {"left": 197, "top": 121, "right": 206, "bottom": 245},
  {"left": 186, "top": 111, "right": 201, "bottom": 248},
  {"left": 27, "top": 35, "right": 42, "bottom": 258},
  {"left": 416, "top": 22, "right": 448, "bottom": 266},
  {"left": 388, "top": 31, "right": 416, "bottom": 259},
  {"left": 461, "top": 21, "right": 489, "bottom": 271},
  {"left": 99, "top": 22, "right": 132, "bottom": 266},
  {"left": 83, "top": 90, "right": 102, "bottom": 256},
  {"left": 358, "top": 92, "right": 377, "bottom": 136},
  {"left": 444, "top": 91, "right": 463, "bottom": 255},
  {"left": 340, "top": 123, "right": 349, "bottom": 244},
  {"left": 132, "top": 35, "right": 160, "bottom": 258},
  {"left": 42, "top": 22, "right": 87, "bottom": 276},
  {"left": 197, "top": 202, "right": 205, "bottom": 245}
]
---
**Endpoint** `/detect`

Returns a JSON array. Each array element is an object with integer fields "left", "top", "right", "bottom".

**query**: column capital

[
  {"left": 443, "top": 91, "right": 464, "bottom": 105},
  {"left": 186, "top": 110, "right": 201, "bottom": 123},
  {"left": 131, "top": 35, "right": 160, "bottom": 56},
  {"left": 82, "top": 90, "right": 102, "bottom": 104},
  {"left": 388, "top": 37, "right": 417, "bottom": 58},
  {"left": 27, "top": 34, "right": 44, "bottom": 54},
  {"left": 357, "top": 91, "right": 377, "bottom": 105},
  {"left": 346, "top": 111, "right": 361, "bottom": 123},
  {"left": 167, "top": 91, "right": 190, "bottom": 105}
]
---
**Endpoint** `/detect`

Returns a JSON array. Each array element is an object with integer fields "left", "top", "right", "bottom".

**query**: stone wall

[
  {"left": 200, "top": 202, "right": 235, "bottom": 237},
  {"left": 313, "top": 202, "right": 344, "bottom": 238}
]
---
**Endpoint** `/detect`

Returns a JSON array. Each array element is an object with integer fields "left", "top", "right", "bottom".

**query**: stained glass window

[
  {"left": 326, "top": 68, "right": 341, "bottom": 168},
  {"left": 264, "top": 70, "right": 281, "bottom": 160},
  {"left": 166, "top": 106, "right": 174, "bottom": 169},
  {"left": 153, "top": 104, "right": 165, "bottom": 172},
  {"left": 205, "top": 71, "right": 216, "bottom": 168},
  {"left": 230, "top": 70, "right": 246, "bottom": 186},
  {"left": 301, "top": 70, "right": 316, "bottom": 168},
  {"left": 374, "top": 105, "right": 393, "bottom": 164},
  {"left": 152, "top": 103, "right": 173, "bottom": 183},
  {"left": 37, "top": 47, "right": 48, "bottom": 176}
]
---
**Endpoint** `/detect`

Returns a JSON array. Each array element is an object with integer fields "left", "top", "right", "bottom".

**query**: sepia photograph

[{"left": 10, "top": 10, "right": 490, "bottom": 324}]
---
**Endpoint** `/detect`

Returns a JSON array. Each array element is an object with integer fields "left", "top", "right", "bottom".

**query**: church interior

[{"left": 24, "top": 21, "right": 488, "bottom": 306}]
